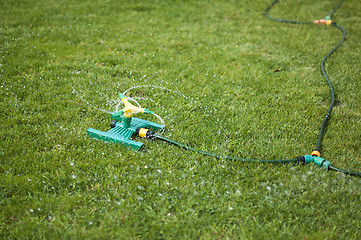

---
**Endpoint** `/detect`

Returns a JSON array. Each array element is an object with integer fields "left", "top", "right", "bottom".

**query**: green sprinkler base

[{"left": 87, "top": 116, "right": 165, "bottom": 151}]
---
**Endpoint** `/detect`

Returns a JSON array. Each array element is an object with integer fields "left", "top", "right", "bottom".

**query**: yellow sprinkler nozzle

[
  {"left": 314, "top": 19, "right": 333, "bottom": 25},
  {"left": 119, "top": 93, "right": 146, "bottom": 118}
]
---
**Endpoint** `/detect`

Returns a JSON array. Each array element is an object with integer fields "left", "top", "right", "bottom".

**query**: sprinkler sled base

[{"left": 87, "top": 116, "right": 165, "bottom": 151}]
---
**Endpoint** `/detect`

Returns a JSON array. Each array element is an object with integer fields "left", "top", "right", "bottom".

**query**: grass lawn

[{"left": 1, "top": 0, "right": 361, "bottom": 238}]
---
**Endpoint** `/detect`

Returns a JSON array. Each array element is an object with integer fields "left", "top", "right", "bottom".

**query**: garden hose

[
  {"left": 135, "top": 128, "right": 361, "bottom": 177},
  {"left": 264, "top": 0, "right": 314, "bottom": 24},
  {"left": 134, "top": 1, "right": 361, "bottom": 177},
  {"left": 136, "top": 128, "right": 299, "bottom": 163},
  {"left": 265, "top": 0, "right": 346, "bottom": 151},
  {"left": 264, "top": 0, "right": 361, "bottom": 176}
]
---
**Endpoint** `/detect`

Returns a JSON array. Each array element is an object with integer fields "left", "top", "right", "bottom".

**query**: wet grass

[{"left": 1, "top": 0, "right": 361, "bottom": 239}]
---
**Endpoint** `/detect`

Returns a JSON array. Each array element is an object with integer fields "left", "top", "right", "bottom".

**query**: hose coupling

[
  {"left": 314, "top": 19, "right": 334, "bottom": 25},
  {"left": 313, "top": 156, "right": 331, "bottom": 170},
  {"left": 297, "top": 154, "right": 331, "bottom": 170},
  {"left": 311, "top": 149, "right": 321, "bottom": 157},
  {"left": 298, "top": 155, "right": 313, "bottom": 164},
  {"left": 136, "top": 128, "right": 156, "bottom": 139}
]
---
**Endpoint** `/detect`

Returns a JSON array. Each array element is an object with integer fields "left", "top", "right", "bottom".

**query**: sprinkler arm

[{"left": 118, "top": 93, "right": 153, "bottom": 118}]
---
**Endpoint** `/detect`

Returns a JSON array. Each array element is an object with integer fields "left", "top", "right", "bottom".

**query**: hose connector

[
  {"left": 314, "top": 18, "right": 333, "bottom": 25},
  {"left": 313, "top": 156, "right": 331, "bottom": 170},
  {"left": 311, "top": 149, "right": 321, "bottom": 157},
  {"left": 297, "top": 155, "right": 313, "bottom": 164},
  {"left": 135, "top": 128, "right": 155, "bottom": 139},
  {"left": 297, "top": 154, "right": 331, "bottom": 170}
]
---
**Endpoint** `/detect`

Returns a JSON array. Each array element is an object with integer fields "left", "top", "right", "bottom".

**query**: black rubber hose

[
  {"left": 264, "top": 0, "right": 313, "bottom": 24},
  {"left": 329, "top": 0, "right": 347, "bottom": 18},
  {"left": 155, "top": 134, "right": 300, "bottom": 164},
  {"left": 316, "top": 22, "right": 346, "bottom": 150},
  {"left": 329, "top": 165, "right": 361, "bottom": 177}
]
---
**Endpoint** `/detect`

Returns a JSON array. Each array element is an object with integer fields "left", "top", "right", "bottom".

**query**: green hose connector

[
  {"left": 313, "top": 156, "right": 331, "bottom": 170},
  {"left": 299, "top": 155, "right": 331, "bottom": 170},
  {"left": 304, "top": 155, "right": 313, "bottom": 164},
  {"left": 297, "top": 155, "right": 313, "bottom": 164}
]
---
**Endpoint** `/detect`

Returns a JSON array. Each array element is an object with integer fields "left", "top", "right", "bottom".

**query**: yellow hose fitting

[
  {"left": 138, "top": 128, "right": 149, "bottom": 138},
  {"left": 314, "top": 19, "right": 333, "bottom": 25},
  {"left": 311, "top": 149, "right": 321, "bottom": 157},
  {"left": 135, "top": 128, "right": 156, "bottom": 139}
]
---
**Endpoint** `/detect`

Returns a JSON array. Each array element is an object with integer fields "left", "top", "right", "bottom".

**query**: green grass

[{"left": 1, "top": 0, "right": 361, "bottom": 239}]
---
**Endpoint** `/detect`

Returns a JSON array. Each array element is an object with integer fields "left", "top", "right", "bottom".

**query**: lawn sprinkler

[{"left": 87, "top": 93, "right": 165, "bottom": 151}]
